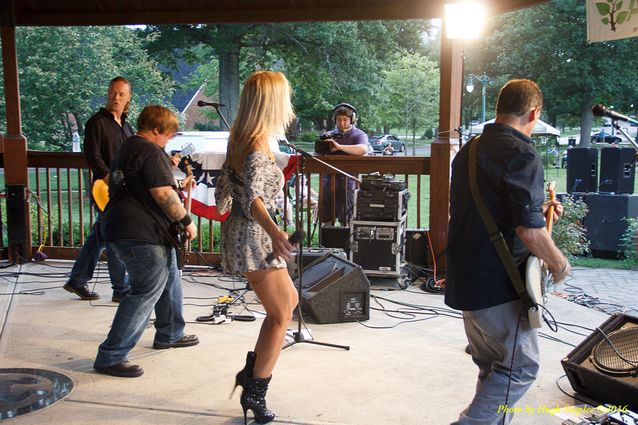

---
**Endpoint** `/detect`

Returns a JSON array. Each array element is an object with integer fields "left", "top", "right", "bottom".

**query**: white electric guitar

[{"left": 525, "top": 179, "right": 556, "bottom": 328}]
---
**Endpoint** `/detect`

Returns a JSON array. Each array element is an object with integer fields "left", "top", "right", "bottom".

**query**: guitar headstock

[
  {"left": 183, "top": 158, "right": 193, "bottom": 177},
  {"left": 546, "top": 179, "right": 556, "bottom": 197},
  {"left": 171, "top": 143, "right": 196, "bottom": 160},
  {"left": 172, "top": 143, "right": 196, "bottom": 176},
  {"left": 180, "top": 143, "right": 196, "bottom": 157}
]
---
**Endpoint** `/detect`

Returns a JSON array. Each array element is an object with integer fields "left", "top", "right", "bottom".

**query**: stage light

[{"left": 444, "top": 1, "right": 487, "bottom": 39}]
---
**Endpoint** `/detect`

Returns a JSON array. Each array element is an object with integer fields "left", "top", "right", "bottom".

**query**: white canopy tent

[{"left": 469, "top": 118, "right": 561, "bottom": 136}]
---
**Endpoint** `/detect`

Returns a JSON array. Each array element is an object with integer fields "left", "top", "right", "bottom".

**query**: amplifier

[
  {"left": 360, "top": 174, "right": 406, "bottom": 191},
  {"left": 350, "top": 218, "right": 406, "bottom": 277},
  {"left": 319, "top": 225, "right": 350, "bottom": 250},
  {"left": 355, "top": 189, "right": 410, "bottom": 222},
  {"left": 405, "top": 229, "right": 429, "bottom": 267}
]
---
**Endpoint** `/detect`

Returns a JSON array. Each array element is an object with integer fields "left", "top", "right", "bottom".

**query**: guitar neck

[{"left": 546, "top": 187, "right": 556, "bottom": 234}]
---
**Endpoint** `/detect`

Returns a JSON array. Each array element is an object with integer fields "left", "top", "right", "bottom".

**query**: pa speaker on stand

[{"left": 599, "top": 146, "right": 636, "bottom": 194}]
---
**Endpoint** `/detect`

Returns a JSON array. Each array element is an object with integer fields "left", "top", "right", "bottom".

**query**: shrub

[
  {"left": 553, "top": 194, "right": 590, "bottom": 258},
  {"left": 620, "top": 218, "right": 638, "bottom": 261}
]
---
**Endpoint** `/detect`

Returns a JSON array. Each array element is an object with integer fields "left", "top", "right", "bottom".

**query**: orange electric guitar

[{"left": 524, "top": 179, "right": 556, "bottom": 328}]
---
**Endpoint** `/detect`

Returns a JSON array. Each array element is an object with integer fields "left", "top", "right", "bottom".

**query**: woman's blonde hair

[{"left": 227, "top": 71, "right": 295, "bottom": 169}]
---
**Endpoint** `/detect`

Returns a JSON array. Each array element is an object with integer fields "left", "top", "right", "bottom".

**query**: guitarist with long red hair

[{"left": 445, "top": 80, "right": 571, "bottom": 425}]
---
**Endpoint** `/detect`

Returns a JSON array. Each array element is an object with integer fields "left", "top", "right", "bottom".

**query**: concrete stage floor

[{"left": 0, "top": 260, "right": 636, "bottom": 424}]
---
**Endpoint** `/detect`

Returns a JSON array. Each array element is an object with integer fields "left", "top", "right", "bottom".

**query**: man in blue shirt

[
  {"left": 445, "top": 80, "right": 571, "bottom": 425},
  {"left": 319, "top": 103, "right": 368, "bottom": 226}
]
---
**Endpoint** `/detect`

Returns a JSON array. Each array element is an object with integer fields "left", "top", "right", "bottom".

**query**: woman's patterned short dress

[{"left": 215, "top": 150, "right": 286, "bottom": 274}]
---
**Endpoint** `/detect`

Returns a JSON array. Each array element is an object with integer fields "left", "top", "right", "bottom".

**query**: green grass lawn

[{"left": 572, "top": 256, "right": 638, "bottom": 270}]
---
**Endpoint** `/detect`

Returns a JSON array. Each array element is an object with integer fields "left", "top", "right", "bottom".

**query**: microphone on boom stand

[{"left": 197, "top": 100, "right": 225, "bottom": 108}]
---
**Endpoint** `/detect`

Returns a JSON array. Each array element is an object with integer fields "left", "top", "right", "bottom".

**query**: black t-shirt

[
  {"left": 102, "top": 135, "right": 176, "bottom": 245},
  {"left": 444, "top": 123, "right": 546, "bottom": 311}
]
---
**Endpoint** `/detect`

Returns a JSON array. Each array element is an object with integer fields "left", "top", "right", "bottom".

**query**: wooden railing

[{"left": 1, "top": 152, "right": 432, "bottom": 265}]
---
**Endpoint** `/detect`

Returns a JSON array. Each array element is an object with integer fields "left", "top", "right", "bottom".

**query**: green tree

[
  {"left": 1, "top": 26, "right": 173, "bottom": 151},
  {"left": 140, "top": 21, "right": 430, "bottom": 133},
  {"left": 380, "top": 52, "right": 439, "bottom": 151},
  {"left": 466, "top": 0, "right": 638, "bottom": 145}
]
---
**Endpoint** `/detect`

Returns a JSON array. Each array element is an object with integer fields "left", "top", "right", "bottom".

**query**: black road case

[{"left": 349, "top": 217, "right": 406, "bottom": 277}]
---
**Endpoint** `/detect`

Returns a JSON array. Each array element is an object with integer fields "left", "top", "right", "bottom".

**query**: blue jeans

[
  {"left": 94, "top": 241, "right": 186, "bottom": 367},
  {"left": 67, "top": 214, "right": 129, "bottom": 296}
]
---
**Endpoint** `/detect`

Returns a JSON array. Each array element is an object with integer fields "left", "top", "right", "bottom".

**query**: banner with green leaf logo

[{"left": 587, "top": 0, "right": 638, "bottom": 42}]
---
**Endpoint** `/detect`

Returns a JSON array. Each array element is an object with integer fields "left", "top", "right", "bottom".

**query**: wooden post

[
  {"left": 429, "top": 33, "right": 463, "bottom": 271},
  {"left": 2, "top": 25, "right": 32, "bottom": 262}
]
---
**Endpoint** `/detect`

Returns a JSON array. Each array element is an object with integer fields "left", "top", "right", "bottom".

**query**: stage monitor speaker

[
  {"left": 567, "top": 148, "right": 598, "bottom": 193},
  {"left": 320, "top": 225, "right": 350, "bottom": 251},
  {"left": 583, "top": 194, "right": 638, "bottom": 258},
  {"left": 286, "top": 248, "right": 347, "bottom": 279},
  {"left": 561, "top": 313, "right": 638, "bottom": 412},
  {"left": 405, "top": 229, "right": 429, "bottom": 267},
  {"left": 599, "top": 147, "right": 636, "bottom": 194},
  {"left": 295, "top": 253, "right": 370, "bottom": 324}
]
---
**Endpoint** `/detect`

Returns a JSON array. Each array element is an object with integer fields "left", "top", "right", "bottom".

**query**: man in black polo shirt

[
  {"left": 445, "top": 80, "right": 571, "bottom": 425},
  {"left": 63, "top": 77, "right": 133, "bottom": 302}
]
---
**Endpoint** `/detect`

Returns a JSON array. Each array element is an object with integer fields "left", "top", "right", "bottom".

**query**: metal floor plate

[{"left": 0, "top": 368, "right": 73, "bottom": 419}]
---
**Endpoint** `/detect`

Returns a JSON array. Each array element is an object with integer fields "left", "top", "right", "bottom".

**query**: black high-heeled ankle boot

[
  {"left": 230, "top": 351, "right": 256, "bottom": 398},
  {"left": 240, "top": 375, "right": 275, "bottom": 425}
]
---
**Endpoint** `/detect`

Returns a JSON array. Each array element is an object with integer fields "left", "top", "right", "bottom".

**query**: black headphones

[{"left": 332, "top": 103, "right": 358, "bottom": 125}]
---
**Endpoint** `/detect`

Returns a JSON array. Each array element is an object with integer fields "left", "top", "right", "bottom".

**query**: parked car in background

[
  {"left": 590, "top": 129, "right": 621, "bottom": 144},
  {"left": 369, "top": 134, "right": 406, "bottom": 154}
]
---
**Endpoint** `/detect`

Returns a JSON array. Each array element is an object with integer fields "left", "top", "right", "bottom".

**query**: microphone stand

[
  {"left": 612, "top": 120, "right": 638, "bottom": 153},
  {"left": 199, "top": 102, "right": 231, "bottom": 131},
  {"left": 279, "top": 139, "right": 352, "bottom": 351},
  {"left": 214, "top": 105, "right": 231, "bottom": 131}
]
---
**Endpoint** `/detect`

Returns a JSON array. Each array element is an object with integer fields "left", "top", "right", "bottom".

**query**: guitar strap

[{"left": 467, "top": 137, "right": 535, "bottom": 310}]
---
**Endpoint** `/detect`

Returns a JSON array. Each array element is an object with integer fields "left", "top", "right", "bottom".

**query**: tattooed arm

[{"left": 149, "top": 186, "right": 197, "bottom": 241}]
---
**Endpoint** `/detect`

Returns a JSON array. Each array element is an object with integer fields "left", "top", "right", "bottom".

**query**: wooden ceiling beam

[{"left": 12, "top": 0, "right": 548, "bottom": 27}]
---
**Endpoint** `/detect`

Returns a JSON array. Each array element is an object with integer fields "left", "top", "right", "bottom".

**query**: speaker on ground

[
  {"left": 583, "top": 194, "right": 638, "bottom": 258},
  {"left": 562, "top": 313, "right": 638, "bottom": 412},
  {"left": 294, "top": 253, "right": 370, "bottom": 324},
  {"left": 319, "top": 225, "right": 350, "bottom": 251},
  {"left": 405, "top": 229, "right": 430, "bottom": 267}
]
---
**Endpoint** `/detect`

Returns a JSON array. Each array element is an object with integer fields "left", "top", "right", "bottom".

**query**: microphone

[
  {"left": 592, "top": 104, "right": 638, "bottom": 125},
  {"left": 197, "top": 100, "right": 225, "bottom": 108},
  {"left": 266, "top": 229, "right": 305, "bottom": 262}
]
